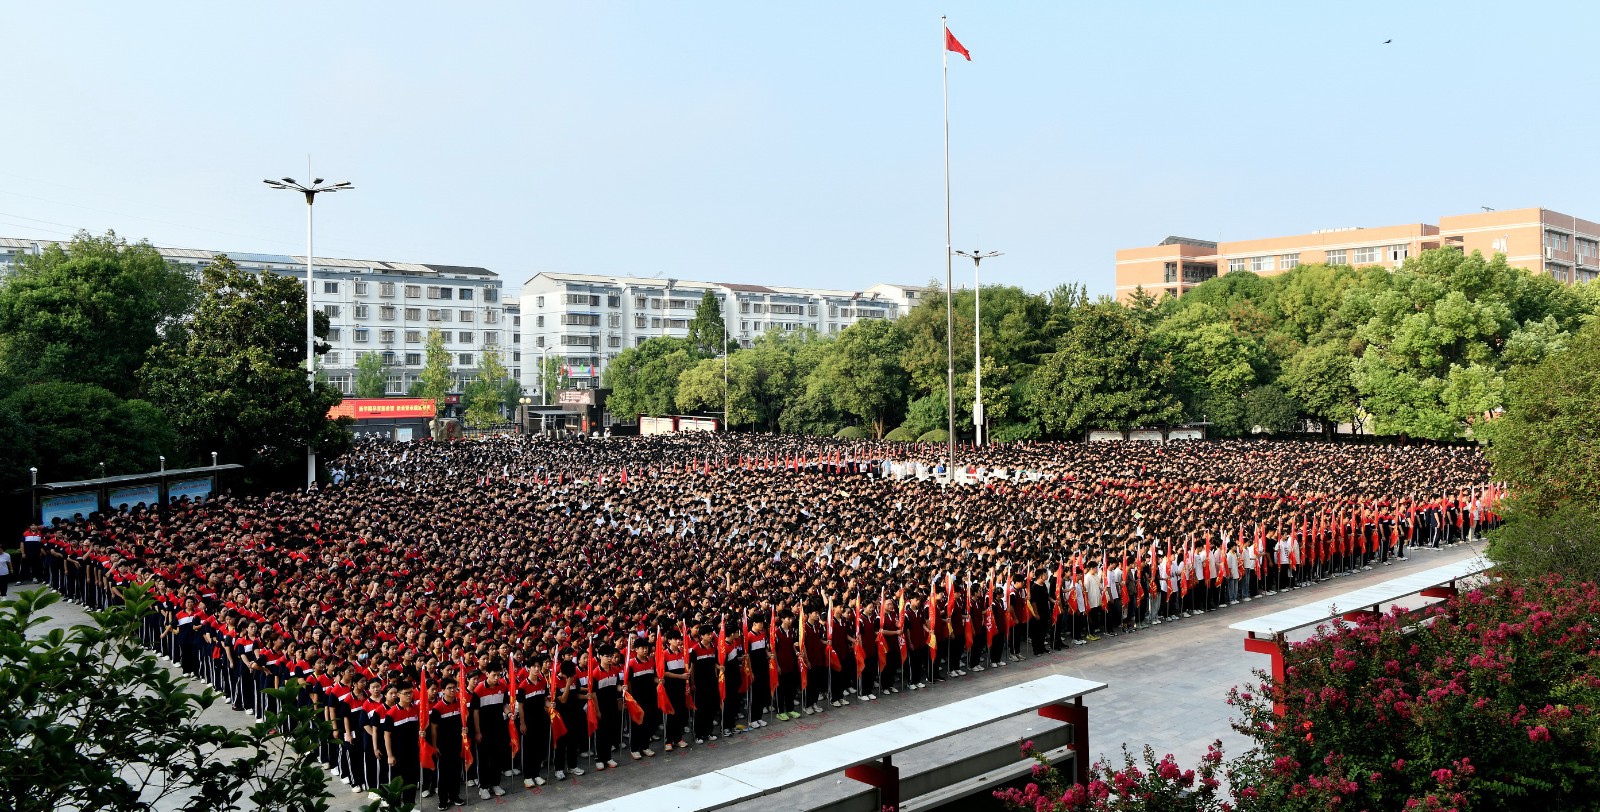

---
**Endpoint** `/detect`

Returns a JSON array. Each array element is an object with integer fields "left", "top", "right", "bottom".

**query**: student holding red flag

[
  {"left": 383, "top": 683, "right": 422, "bottom": 810},
  {"left": 518, "top": 652, "right": 550, "bottom": 788},
  {"left": 659, "top": 629, "right": 690, "bottom": 750},
  {"left": 429, "top": 677, "right": 466, "bottom": 809},
  {"left": 772, "top": 610, "right": 801, "bottom": 720},
  {"left": 551, "top": 656, "right": 583, "bottom": 780}
]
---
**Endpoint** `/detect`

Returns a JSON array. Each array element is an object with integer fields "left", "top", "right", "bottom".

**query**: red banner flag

[
  {"left": 585, "top": 641, "right": 600, "bottom": 735},
  {"left": 655, "top": 627, "right": 676, "bottom": 718},
  {"left": 458, "top": 668, "right": 475, "bottom": 769},
  {"left": 945, "top": 26, "right": 971, "bottom": 61},
  {"left": 419, "top": 670, "right": 438, "bottom": 770},
  {"left": 506, "top": 656, "right": 521, "bottom": 758}
]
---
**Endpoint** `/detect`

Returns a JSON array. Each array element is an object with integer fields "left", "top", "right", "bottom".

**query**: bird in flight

[{"left": 1383, "top": 39, "right": 1392, "bottom": 43}]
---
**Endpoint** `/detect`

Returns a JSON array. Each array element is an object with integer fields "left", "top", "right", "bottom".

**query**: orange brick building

[{"left": 1115, "top": 207, "right": 1599, "bottom": 301}]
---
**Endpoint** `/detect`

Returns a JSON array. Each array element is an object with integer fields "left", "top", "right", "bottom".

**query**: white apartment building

[
  {"left": 0, "top": 237, "right": 516, "bottom": 395},
  {"left": 518, "top": 272, "right": 924, "bottom": 393}
]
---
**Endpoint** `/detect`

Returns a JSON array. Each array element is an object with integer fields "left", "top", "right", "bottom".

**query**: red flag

[
  {"left": 824, "top": 604, "right": 843, "bottom": 672},
  {"left": 655, "top": 627, "right": 676, "bottom": 717},
  {"left": 457, "top": 669, "right": 475, "bottom": 769},
  {"left": 797, "top": 614, "right": 809, "bottom": 694},
  {"left": 419, "top": 670, "right": 438, "bottom": 770},
  {"left": 945, "top": 25, "right": 971, "bottom": 61},
  {"left": 622, "top": 646, "right": 645, "bottom": 725},
  {"left": 585, "top": 641, "right": 600, "bottom": 735},
  {"left": 682, "top": 621, "right": 697, "bottom": 712},
  {"left": 876, "top": 595, "right": 890, "bottom": 671},
  {"left": 962, "top": 580, "right": 975, "bottom": 651},
  {"left": 927, "top": 580, "right": 939, "bottom": 657},
  {"left": 506, "top": 656, "right": 521, "bottom": 758},
  {"left": 768, "top": 608, "right": 781, "bottom": 688},
  {"left": 717, "top": 618, "right": 728, "bottom": 703},
  {"left": 852, "top": 616, "right": 867, "bottom": 677},
  {"left": 547, "top": 655, "right": 568, "bottom": 745}
]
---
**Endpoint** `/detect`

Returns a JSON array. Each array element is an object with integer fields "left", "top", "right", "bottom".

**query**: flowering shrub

[
  {"left": 993, "top": 739, "right": 1229, "bottom": 812},
  {"left": 1227, "top": 575, "right": 1600, "bottom": 811}
]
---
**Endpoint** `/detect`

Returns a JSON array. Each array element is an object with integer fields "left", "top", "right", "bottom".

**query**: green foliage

[
  {"left": 1486, "top": 501, "right": 1600, "bottom": 585},
  {"left": 883, "top": 426, "right": 918, "bottom": 441},
  {"left": 0, "top": 382, "right": 176, "bottom": 490},
  {"left": 353, "top": 351, "right": 389, "bottom": 399},
  {"left": 1242, "top": 385, "right": 1299, "bottom": 434},
  {"left": 805, "top": 319, "right": 908, "bottom": 438},
  {"left": 604, "top": 338, "right": 703, "bottom": 419},
  {"left": 0, "top": 230, "right": 195, "bottom": 399},
  {"left": 140, "top": 256, "right": 350, "bottom": 484},
  {"left": 463, "top": 344, "right": 511, "bottom": 428},
  {"left": 686, "top": 290, "right": 728, "bottom": 356},
  {"left": 1279, "top": 342, "right": 1358, "bottom": 433},
  {"left": 536, "top": 354, "right": 572, "bottom": 404},
  {"left": 1029, "top": 302, "right": 1183, "bottom": 437},
  {"left": 413, "top": 328, "right": 452, "bottom": 412},
  {"left": 899, "top": 393, "right": 948, "bottom": 438},
  {"left": 1481, "top": 319, "right": 1600, "bottom": 512},
  {"left": 0, "top": 586, "right": 332, "bottom": 812},
  {"left": 917, "top": 428, "right": 949, "bottom": 442},
  {"left": 834, "top": 426, "right": 869, "bottom": 439}
]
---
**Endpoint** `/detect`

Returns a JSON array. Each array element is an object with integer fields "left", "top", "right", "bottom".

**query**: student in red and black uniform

[
  {"left": 341, "top": 680, "right": 370, "bottom": 795},
  {"left": 772, "top": 611, "right": 801, "bottom": 719},
  {"left": 690, "top": 627, "right": 721, "bottom": 743},
  {"left": 552, "top": 659, "right": 585, "bottom": 779},
  {"left": 518, "top": 653, "right": 550, "bottom": 787},
  {"left": 362, "top": 679, "right": 389, "bottom": 793},
  {"left": 383, "top": 684, "right": 421, "bottom": 809},
  {"left": 589, "top": 644, "right": 622, "bottom": 770},
  {"left": 469, "top": 666, "right": 511, "bottom": 799},
  {"left": 904, "top": 595, "right": 930, "bottom": 690},
  {"left": 801, "top": 607, "right": 828, "bottom": 714},
  {"left": 660, "top": 631, "right": 690, "bottom": 750},
  {"left": 744, "top": 619, "right": 771, "bottom": 728},
  {"left": 429, "top": 679, "right": 466, "bottom": 810},
  {"left": 718, "top": 624, "right": 745, "bottom": 738},
  {"left": 625, "top": 639, "right": 660, "bottom": 759},
  {"left": 827, "top": 604, "right": 853, "bottom": 708}
]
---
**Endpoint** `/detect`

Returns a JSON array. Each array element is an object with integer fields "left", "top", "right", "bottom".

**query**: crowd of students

[{"left": 15, "top": 433, "right": 1497, "bottom": 810}]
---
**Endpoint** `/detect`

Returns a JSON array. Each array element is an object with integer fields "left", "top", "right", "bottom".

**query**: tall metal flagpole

[{"left": 942, "top": 15, "right": 957, "bottom": 480}]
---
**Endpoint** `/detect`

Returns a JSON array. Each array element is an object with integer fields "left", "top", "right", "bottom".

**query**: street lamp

[
  {"left": 98, "top": 462, "right": 106, "bottom": 479},
  {"left": 264, "top": 173, "right": 354, "bottom": 488},
  {"left": 211, "top": 451, "right": 219, "bottom": 467},
  {"left": 159, "top": 455, "right": 166, "bottom": 473},
  {"left": 29, "top": 466, "right": 37, "bottom": 487},
  {"left": 954, "top": 249, "right": 1002, "bottom": 446}
]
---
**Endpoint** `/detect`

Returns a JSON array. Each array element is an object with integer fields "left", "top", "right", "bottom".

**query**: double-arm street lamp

[
  {"left": 953, "top": 249, "right": 1001, "bottom": 446},
  {"left": 264, "top": 174, "right": 354, "bottom": 488}
]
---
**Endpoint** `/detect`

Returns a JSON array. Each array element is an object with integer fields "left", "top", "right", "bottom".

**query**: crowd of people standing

[{"left": 15, "top": 433, "right": 1497, "bottom": 810}]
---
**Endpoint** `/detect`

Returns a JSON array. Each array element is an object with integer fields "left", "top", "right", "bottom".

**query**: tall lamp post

[
  {"left": 954, "top": 249, "right": 1002, "bottom": 446},
  {"left": 263, "top": 174, "right": 354, "bottom": 488}
]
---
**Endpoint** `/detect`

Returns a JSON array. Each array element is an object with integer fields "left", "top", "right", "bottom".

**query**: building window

[
  {"left": 1163, "top": 262, "right": 1178, "bottom": 284},
  {"left": 512, "top": 351, "right": 522, "bottom": 362},
  {"left": 354, "top": 328, "right": 369, "bottom": 342},
  {"left": 1325, "top": 249, "right": 1348, "bottom": 266},
  {"left": 380, "top": 350, "right": 396, "bottom": 364},
  {"left": 327, "top": 327, "right": 341, "bottom": 341},
  {"left": 484, "top": 332, "right": 498, "bottom": 345},
  {"left": 536, "top": 315, "right": 545, "bottom": 327},
  {"left": 322, "top": 304, "right": 341, "bottom": 318},
  {"left": 608, "top": 295, "right": 621, "bottom": 308},
  {"left": 379, "top": 329, "right": 395, "bottom": 343},
  {"left": 535, "top": 336, "right": 544, "bottom": 347},
  {"left": 1354, "top": 246, "right": 1379, "bottom": 264},
  {"left": 405, "top": 352, "right": 421, "bottom": 365},
  {"left": 484, "top": 288, "right": 498, "bottom": 303},
  {"left": 405, "top": 330, "right": 421, "bottom": 343},
  {"left": 1280, "top": 254, "right": 1300, "bottom": 270},
  {"left": 1250, "top": 256, "right": 1275, "bottom": 273},
  {"left": 1545, "top": 231, "right": 1571, "bottom": 253},
  {"left": 1228, "top": 258, "right": 1247, "bottom": 273},
  {"left": 608, "top": 336, "right": 621, "bottom": 347},
  {"left": 457, "top": 353, "right": 473, "bottom": 366},
  {"left": 322, "top": 281, "right": 339, "bottom": 294},
  {"left": 1577, "top": 238, "right": 1598, "bottom": 262},
  {"left": 427, "top": 309, "right": 442, "bottom": 321},
  {"left": 458, "top": 331, "right": 474, "bottom": 344},
  {"left": 1388, "top": 244, "right": 1408, "bottom": 262},
  {"left": 403, "top": 307, "right": 419, "bottom": 321},
  {"left": 324, "top": 351, "right": 341, "bottom": 366},
  {"left": 327, "top": 373, "right": 351, "bottom": 394},
  {"left": 608, "top": 313, "right": 621, "bottom": 328},
  {"left": 459, "top": 288, "right": 473, "bottom": 301},
  {"left": 354, "top": 304, "right": 370, "bottom": 320},
  {"left": 380, "top": 282, "right": 396, "bottom": 298},
  {"left": 405, "top": 285, "right": 421, "bottom": 298},
  {"left": 536, "top": 296, "right": 545, "bottom": 307},
  {"left": 459, "top": 310, "right": 475, "bottom": 323},
  {"left": 354, "top": 281, "right": 369, "bottom": 296},
  {"left": 485, "top": 309, "right": 500, "bottom": 324},
  {"left": 635, "top": 315, "right": 648, "bottom": 328},
  {"left": 379, "top": 305, "right": 396, "bottom": 320}
]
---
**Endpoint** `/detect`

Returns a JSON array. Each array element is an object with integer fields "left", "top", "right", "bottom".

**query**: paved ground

[{"left": 24, "top": 542, "right": 1489, "bottom": 811}]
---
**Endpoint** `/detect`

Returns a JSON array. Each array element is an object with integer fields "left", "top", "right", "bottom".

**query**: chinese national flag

[
  {"left": 585, "top": 642, "right": 600, "bottom": 736},
  {"left": 717, "top": 621, "right": 728, "bottom": 703},
  {"left": 945, "top": 25, "right": 971, "bottom": 61},
  {"left": 507, "top": 656, "right": 520, "bottom": 758},
  {"left": 547, "top": 655, "right": 568, "bottom": 745},
  {"left": 418, "top": 670, "right": 437, "bottom": 771},
  {"left": 457, "top": 669, "right": 475, "bottom": 769},
  {"left": 623, "top": 647, "right": 645, "bottom": 725},
  {"left": 655, "top": 629, "right": 676, "bottom": 717},
  {"left": 852, "top": 618, "right": 867, "bottom": 677},
  {"left": 768, "top": 608, "right": 782, "bottom": 687}
]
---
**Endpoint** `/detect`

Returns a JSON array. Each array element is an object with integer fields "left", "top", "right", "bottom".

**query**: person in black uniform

[
  {"left": 591, "top": 644, "right": 622, "bottom": 770},
  {"left": 519, "top": 652, "right": 551, "bottom": 787},
  {"left": 553, "top": 659, "right": 586, "bottom": 779},
  {"left": 626, "top": 639, "right": 661, "bottom": 758},
  {"left": 384, "top": 684, "right": 421, "bottom": 809},
  {"left": 430, "top": 679, "right": 466, "bottom": 810},
  {"left": 469, "top": 666, "right": 511, "bottom": 800},
  {"left": 690, "top": 626, "right": 721, "bottom": 743},
  {"left": 661, "top": 631, "right": 690, "bottom": 750}
]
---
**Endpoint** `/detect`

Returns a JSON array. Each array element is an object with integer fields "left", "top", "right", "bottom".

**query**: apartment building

[
  {"left": 1114, "top": 207, "right": 1599, "bottom": 301},
  {"left": 519, "top": 273, "right": 922, "bottom": 393},
  {"left": 0, "top": 237, "right": 514, "bottom": 394}
]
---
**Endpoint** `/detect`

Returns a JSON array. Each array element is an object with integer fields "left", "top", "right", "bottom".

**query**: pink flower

[
  {"left": 1393, "top": 758, "right": 1406, "bottom": 770},
  {"left": 1528, "top": 725, "right": 1552, "bottom": 742}
]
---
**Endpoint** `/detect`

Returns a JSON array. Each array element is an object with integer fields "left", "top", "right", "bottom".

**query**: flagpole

[{"left": 942, "top": 15, "right": 956, "bottom": 482}]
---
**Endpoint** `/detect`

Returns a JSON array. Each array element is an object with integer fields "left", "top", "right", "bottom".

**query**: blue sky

[{"left": 2, "top": 1, "right": 1592, "bottom": 298}]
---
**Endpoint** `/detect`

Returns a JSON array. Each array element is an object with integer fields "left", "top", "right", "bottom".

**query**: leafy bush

[
  {"left": 995, "top": 739, "right": 1228, "bottom": 812},
  {"left": 917, "top": 428, "right": 949, "bottom": 443},
  {"left": 884, "top": 426, "right": 918, "bottom": 442},
  {"left": 1227, "top": 575, "right": 1600, "bottom": 811},
  {"left": 989, "top": 420, "right": 1042, "bottom": 444},
  {"left": 834, "top": 426, "right": 869, "bottom": 440}
]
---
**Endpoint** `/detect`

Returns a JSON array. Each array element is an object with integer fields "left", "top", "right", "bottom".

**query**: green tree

[
  {"left": 686, "top": 290, "right": 728, "bottom": 356},
  {"left": 1481, "top": 319, "right": 1600, "bottom": 513},
  {"left": 0, "top": 382, "right": 177, "bottom": 490},
  {"left": 1149, "top": 303, "right": 1269, "bottom": 435},
  {"left": 1242, "top": 384, "right": 1299, "bottom": 434},
  {"left": 0, "top": 230, "right": 195, "bottom": 399},
  {"left": 0, "top": 587, "right": 331, "bottom": 812},
  {"left": 1028, "top": 301, "right": 1183, "bottom": 437},
  {"left": 805, "top": 319, "right": 907, "bottom": 438},
  {"left": 413, "top": 328, "right": 453, "bottom": 413},
  {"left": 463, "top": 344, "right": 511, "bottom": 428},
  {"left": 140, "top": 256, "right": 350, "bottom": 485},
  {"left": 603, "top": 337, "right": 702, "bottom": 419},
  {"left": 1279, "top": 341, "right": 1359, "bottom": 434},
  {"left": 353, "top": 351, "right": 389, "bottom": 398},
  {"left": 537, "top": 354, "right": 571, "bottom": 404}
]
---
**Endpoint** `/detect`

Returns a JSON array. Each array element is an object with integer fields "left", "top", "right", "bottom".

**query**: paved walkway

[{"left": 23, "top": 543, "right": 1489, "bottom": 811}]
